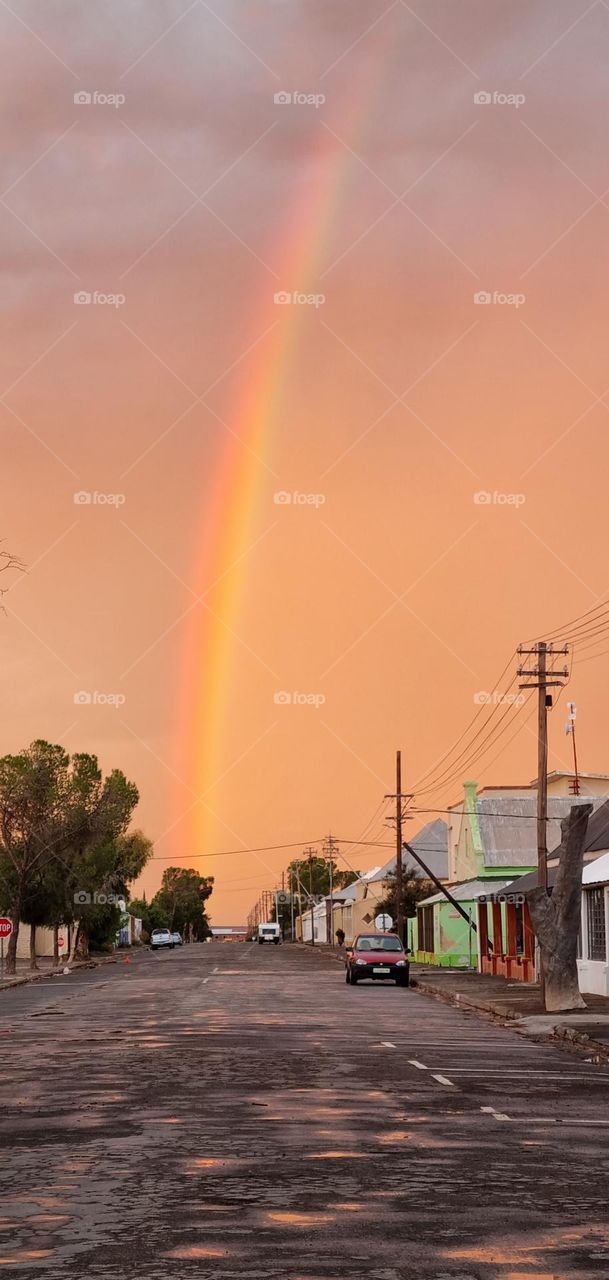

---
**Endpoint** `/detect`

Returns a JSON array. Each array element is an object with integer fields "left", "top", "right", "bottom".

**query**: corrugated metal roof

[
  {"left": 368, "top": 818, "right": 449, "bottom": 882},
  {"left": 419, "top": 877, "right": 515, "bottom": 907},
  {"left": 476, "top": 795, "right": 606, "bottom": 868}
]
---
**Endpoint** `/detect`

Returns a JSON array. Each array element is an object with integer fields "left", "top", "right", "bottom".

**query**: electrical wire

[
  {"left": 411, "top": 650, "right": 517, "bottom": 792},
  {"left": 413, "top": 687, "right": 532, "bottom": 800}
]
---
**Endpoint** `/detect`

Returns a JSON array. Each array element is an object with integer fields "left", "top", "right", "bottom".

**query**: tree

[
  {"left": 286, "top": 856, "right": 359, "bottom": 916},
  {"left": 528, "top": 803, "right": 592, "bottom": 1013},
  {"left": 0, "top": 741, "right": 147, "bottom": 974},
  {"left": 376, "top": 864, "right": 435, "bottom": 932},
  {"left": 151, "top": 868, "right": 213, "bottom": 941}
]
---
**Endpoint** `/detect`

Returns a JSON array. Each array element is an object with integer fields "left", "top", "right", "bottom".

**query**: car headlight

[
  {"left": 355, "top": 958, "right": 367, "bottom": 965},
  {"left": 396, "top": 960, "right": 406, "bottom": 966}
]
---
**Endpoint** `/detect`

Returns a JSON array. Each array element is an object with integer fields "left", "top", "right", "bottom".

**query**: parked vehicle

[
  {"left": 345, "top": 933, "right": 409, "bottom": 986},
  {"left": 171, "top": 932, "right": 183, "bottom": 946},
  {"left": 258, "top": 922, "right": 281, "bottom": 945},
  {"left": 150, "top": 928, "right": 174, "bottom": 951}
]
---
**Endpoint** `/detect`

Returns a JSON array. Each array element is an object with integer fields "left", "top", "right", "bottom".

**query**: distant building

[{"left": 210, "top": 926, "right": 248, "bottom": 940}]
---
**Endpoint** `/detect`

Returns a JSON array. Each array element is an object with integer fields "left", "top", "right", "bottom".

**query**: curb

[
  {"left": 0, "top": 954, "right": 118, "bottom": 992},
  {"left": 410, "top": 976, "right": 524, "bottom": 1022},
  {"left": 551, "top": 1024, "right": 609, "bottom": 1064}
]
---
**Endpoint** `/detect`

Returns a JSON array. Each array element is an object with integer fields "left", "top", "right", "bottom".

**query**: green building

[{"left": 409, "top": 781, "right": 585, "bottom": 968}]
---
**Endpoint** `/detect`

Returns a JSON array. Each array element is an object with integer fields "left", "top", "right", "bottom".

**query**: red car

[{"left": 345, "top": 933, "right": 410, "bottom": 987}]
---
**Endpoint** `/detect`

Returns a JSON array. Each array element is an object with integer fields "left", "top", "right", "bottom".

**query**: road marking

[
  {"left": 408, "top": 1059, "right": 429, "bottom": 1070},
  {"left": 480, "top": 1106, "right": 510, "bottom": 1121},
  {"left": 431, "top": 1074, "right": 455, "bottom": 1087},
  {"left": 202, "top": 978, "right": 209, "bottom": 984},
  {"left": 380, "top": 1041, "right": 396, "bottom": 1048}
]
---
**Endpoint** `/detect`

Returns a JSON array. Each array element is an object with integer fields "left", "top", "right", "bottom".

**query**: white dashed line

[
  {"left": 408, "top": 1059, "right": 429, "bottom": 1070},
  {"left": 380, "top": 1041, "right": 396, "bottom": 1048},
  {"left": 431, "top": 1074, "right": 455, "bottom": 1087}
]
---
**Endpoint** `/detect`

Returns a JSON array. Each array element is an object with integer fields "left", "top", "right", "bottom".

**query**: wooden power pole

[
  {"left": 385, "top": 751, "right": 411, "bottom": 946},
  {"left": 518, "top": 640, "right": 570, "bottom": 999}
]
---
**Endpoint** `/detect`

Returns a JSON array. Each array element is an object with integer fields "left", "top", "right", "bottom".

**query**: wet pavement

[{"left": 1, "top": 941, "right": 609, "bottom": 1279}]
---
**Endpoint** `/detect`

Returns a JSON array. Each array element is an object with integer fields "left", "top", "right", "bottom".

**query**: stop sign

[{"left": 0, "top": 919, "right": 13, "bottom": 939}]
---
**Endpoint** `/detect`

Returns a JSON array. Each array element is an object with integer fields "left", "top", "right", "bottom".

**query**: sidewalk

[{"left": 410, "top": 963, "right": 609, "bottom": 1059}]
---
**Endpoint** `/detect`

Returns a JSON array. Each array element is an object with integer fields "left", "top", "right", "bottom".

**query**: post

[
  {"left": 537, "top": 640, "right": 548, "bottom": 893},
  {"left": 0, "top": 937, "right": 3, "bottom": 983},
  {"left": 290, "top": 869, "right": 295, "bottom": 943},
  {"left": 309, "top": 851, "right": 315, "bottom": 945},
  {"left": 396, "top": 750, "right": 404, "bottom": 946}
]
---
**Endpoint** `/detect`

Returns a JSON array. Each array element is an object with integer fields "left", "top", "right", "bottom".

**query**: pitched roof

[
  {"left": 513, "top": 801, "right": 609, "bottom": 893},
  {"left": 548, "top": 798, "right": 609, "bottom": 858},
  {"left": 368, "top": 818, "right": 449, "bottom": 883},
  {"left": 419, "top": 877, "right": 515, "bottom": 907},
  {"left": 475, "top": 795, "right": 606, "bottom": 868}
]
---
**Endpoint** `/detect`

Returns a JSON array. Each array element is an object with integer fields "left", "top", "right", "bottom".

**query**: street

[{"left": 1, "top": 944, "right": 609, "bottom": 1279}]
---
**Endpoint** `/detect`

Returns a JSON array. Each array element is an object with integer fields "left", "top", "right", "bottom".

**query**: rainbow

[{"left": 178, "top": 59, "right": 387, "bottom": 878}]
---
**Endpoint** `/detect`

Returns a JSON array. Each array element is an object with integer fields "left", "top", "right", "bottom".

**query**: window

[{"left": 585, "top": 888, "right": 607, "bottom": 961}]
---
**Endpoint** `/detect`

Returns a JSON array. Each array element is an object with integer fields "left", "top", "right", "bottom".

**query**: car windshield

[{"left": 356, "top": 936, "right": 402, "bottom": 952}]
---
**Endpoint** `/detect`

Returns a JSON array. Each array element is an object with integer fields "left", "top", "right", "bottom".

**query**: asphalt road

[{"left": 1, "top": 943, "right": 609, "bottom": 1280}]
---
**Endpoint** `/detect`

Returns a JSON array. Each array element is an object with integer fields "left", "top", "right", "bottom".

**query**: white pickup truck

[{"left": 257, "top": 922, "right": 281, "bottom": 945}]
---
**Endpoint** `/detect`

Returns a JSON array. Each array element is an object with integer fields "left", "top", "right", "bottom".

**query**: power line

[
  {"left": 413, "top": 689, "right": 532, "bottom": 800},
  {"left": 411, "top": 650, "right": 517, "bottom": 791}
]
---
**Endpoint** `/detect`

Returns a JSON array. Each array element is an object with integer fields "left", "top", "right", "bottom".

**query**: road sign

[
  {"left": 0, "top": 919, "right": 13, "bottom": 939},
  {"left": 374, "top": 913, "right": 393, "bottom": 932}
]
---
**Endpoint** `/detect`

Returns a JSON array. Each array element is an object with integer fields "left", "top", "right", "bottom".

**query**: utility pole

[
  {"left": 518, "top": 642, "right": 569, "bottom": 891},
  {"left": 323, "top": 833, "right": 340, "bottom": 946},
  {"left": 385, "top": 750, "right": 412, "bottom": 946},
  {"left": 518, "top": 641, "right": 569, "bottom": 1001},
  {"left": 304, "top": 847, "right": 317, "bottom": 945}
]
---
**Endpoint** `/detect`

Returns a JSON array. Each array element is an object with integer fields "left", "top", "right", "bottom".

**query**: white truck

[{"left": 257, "top": 922, "right": 281, "bottom": 945}]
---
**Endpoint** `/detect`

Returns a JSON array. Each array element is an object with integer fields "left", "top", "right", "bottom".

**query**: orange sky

[{"left": 3, "top": 1, "right": 609, "bottom": 922}]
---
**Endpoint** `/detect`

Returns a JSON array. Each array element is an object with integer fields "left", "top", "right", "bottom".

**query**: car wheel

[
  {"left": 345, "top": 967, "right": 350, "bottom": 983},
  {"left": 349, "top": 971, "right": 358, "bottom": 985},
  {"left": 170, "top": 943, "right": 175, "bottom": 949}
]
